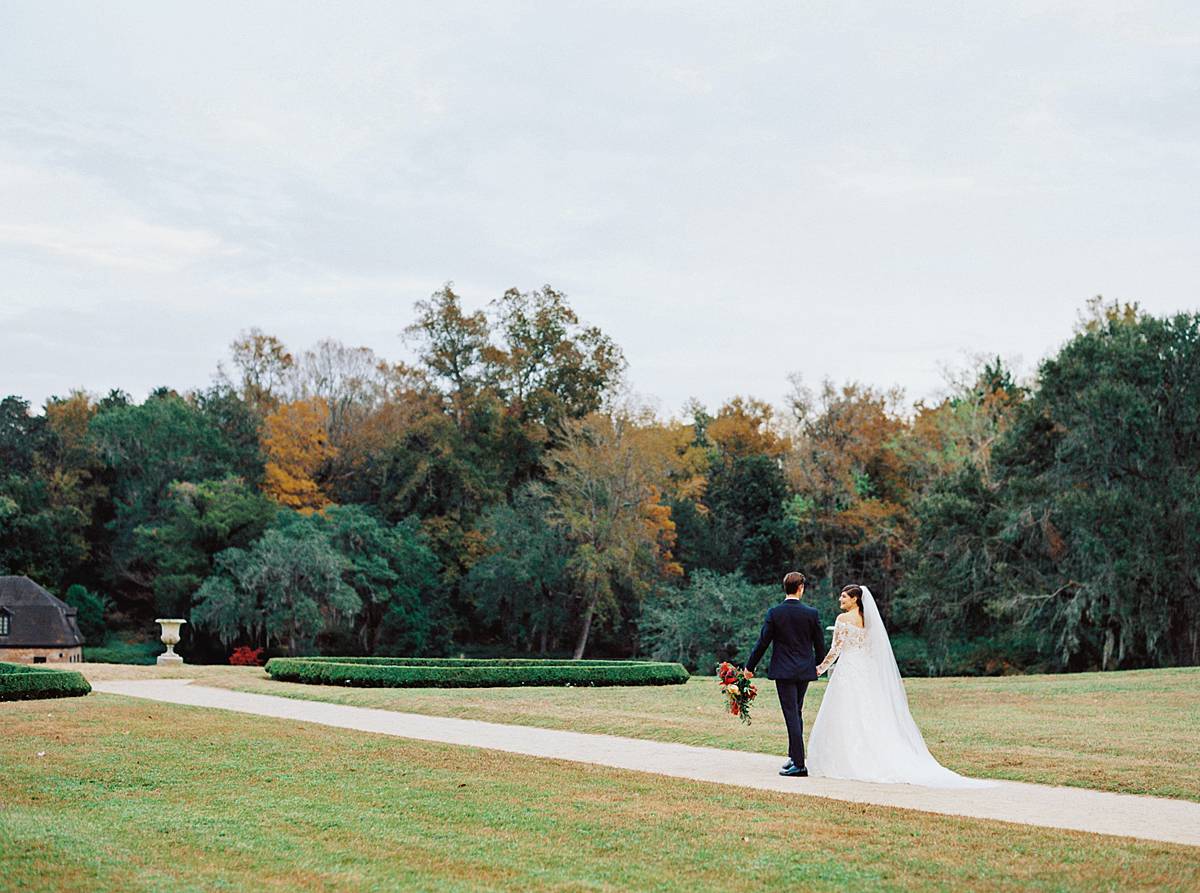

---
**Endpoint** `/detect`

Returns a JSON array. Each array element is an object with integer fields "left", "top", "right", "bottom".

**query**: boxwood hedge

[
  {"left": 265, "top": 656, "right": 690, "bottom": 688},
  {"left": 0, "top": 662, "right": 92, "bottom": 701}
]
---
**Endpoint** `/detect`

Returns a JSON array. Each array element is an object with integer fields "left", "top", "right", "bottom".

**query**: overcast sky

[{"left": 2, "top": 1, "right": 1198, "bottom": 418}]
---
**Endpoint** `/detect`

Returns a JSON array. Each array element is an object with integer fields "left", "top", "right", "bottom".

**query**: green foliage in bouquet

[{"left": 715, "top": 661, "right": 758, "bottom": 723}]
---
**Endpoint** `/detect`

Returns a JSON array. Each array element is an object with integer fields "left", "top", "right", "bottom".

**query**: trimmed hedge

[
  {"left": 83, "top": 640, "right": 160, "bottom": 665},
  {"left": 0, "top": 662, "right": 92, "bottom": 701},
  {"left": 265, "top": 656, "right": 690, "bottom": 688}
]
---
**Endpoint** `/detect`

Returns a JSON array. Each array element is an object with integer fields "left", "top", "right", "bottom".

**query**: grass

[
  {"left": 2, "top": 695, "right": 1197, "bottom": 892},
  {"left": 77, "top": 662, "right": 1200, "bottom": 803}
]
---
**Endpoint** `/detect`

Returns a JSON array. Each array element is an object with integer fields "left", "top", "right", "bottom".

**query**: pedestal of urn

[{"left": 155, "top": 618, "right": 187, "bottom": 666}]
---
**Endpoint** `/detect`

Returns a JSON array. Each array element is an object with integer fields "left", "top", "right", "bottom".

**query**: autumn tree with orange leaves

[
  {"left": 785, "top": 381, "right": 914, "bottom": 609},
  {"left": 261, "top": 398, "right": 336, "bottom": 514}
]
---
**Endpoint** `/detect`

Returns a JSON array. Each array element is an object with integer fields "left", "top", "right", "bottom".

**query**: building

[{"left": 0, "top": 576, "right": 85, "bottom": 664}]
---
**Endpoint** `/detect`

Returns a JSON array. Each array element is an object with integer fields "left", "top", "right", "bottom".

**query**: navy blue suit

[{"left": 745, "top": 599, "right": 826, "bottom": 768}]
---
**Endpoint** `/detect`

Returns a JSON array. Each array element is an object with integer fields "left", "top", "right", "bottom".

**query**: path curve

[{"left": 92, "top": 679, "right": 1200, "bottom": 848}]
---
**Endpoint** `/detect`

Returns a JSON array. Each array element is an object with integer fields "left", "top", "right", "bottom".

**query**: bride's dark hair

[{"left": 842, "top": 584, "right": 865, "bottom": 622}]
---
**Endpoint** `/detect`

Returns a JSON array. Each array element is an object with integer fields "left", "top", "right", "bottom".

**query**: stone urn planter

[{"left": 155, "top": 618, "right": 187, "bottom": 666}]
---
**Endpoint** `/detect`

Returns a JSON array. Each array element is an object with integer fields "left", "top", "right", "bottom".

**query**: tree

[
  {"left": 390, "top": 283, "right": 629, "bottom": 647},
  {"left": 543, "top": 413, "right": 682, "bottom": 658},
  {"left": 707, "top": 396, "right": 787, "bottom": 460},
  {"left": 221, "top": 328, "right": 294, "bottom": 414},
  {"left": 892, "top": 463, "right": 1019, "bottom": 673},
  {"left": 325, "top": 366, "right": 435, "bottom": 505},
  {"left": 291, "top": 339, "right": 390, "bottom": 447},
  {"left": 261, "top": 398, "right": 336, "bottom": 513},
  {"left": 353, "top": 394, "right": 518, "bottom": 579},
  {"left": 897, "top": 305, "right": 1200, "bottom": 672},
  {"left": 0, "top": 395, "right": 49, "bottom": 474},
  {"left": 133, "top": 477, "right": 275, "bottom": 617},
  {"left": 405, "top": 284, "right": 497, "bottom": 426},
  {"left": 669, "top": 397, "right": 797, "bottom": 582},
  {"left": 892, "top": 360, "right": 1027, "bottom": 672},
  {"left": 64, "top": 583, "right": 111, "bottom": 644},
  {"left": 491, "top": 284, "right": 625, "bottom": 427},
  {"left": 996, "top": 306, "right": 1200, "bottom": 669},
  {"left": 307, "top": 505, "right": 443, "bottom": 655},
  {"left": 785, "top": 382, "right": 914, "bottom": 609},
  {"left": 192, "top": 520, "right": 360, "bottom": 654},
  {"left": 467, "top": 484, "right": 573, "bottom": 653},
  {"left": 0, "top": 395, "right": 97, "bottom": 590},
  {"left": 88, "top": 391, "right": 240, "bottom": 607},
  {"left": 641, "top": 570, "right": 780, "bottom": 672},
  {"left": 903, "top": 358, "right": 1025, "bottom": 490},
  {"left": 192, "top": 384, "right": 266, "bottom": 486},
  {"left": 703, "top": 454, "right": 798, "bottom": 583}
]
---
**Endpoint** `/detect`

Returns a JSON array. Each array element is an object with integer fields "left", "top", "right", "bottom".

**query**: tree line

[{"left": 2, "top": 289, "right": 1197, "bottom": 673}]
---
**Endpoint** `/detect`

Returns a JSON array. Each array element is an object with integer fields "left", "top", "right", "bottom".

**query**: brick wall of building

[{"left": 0, "top": 646, "right": 83, "bottom": 664}]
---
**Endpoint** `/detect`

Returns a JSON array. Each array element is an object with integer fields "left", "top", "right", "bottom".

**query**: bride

[{"left": 806, "top": 584, "right": 990, "bottom": 788}]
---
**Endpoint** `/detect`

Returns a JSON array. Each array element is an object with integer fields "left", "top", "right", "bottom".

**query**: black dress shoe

[
  {"left": 779, "top": 765, "right": 808, "bottom": 777},
  {"left": 781, "top": 758, "right": 794, "bottom": 771}
]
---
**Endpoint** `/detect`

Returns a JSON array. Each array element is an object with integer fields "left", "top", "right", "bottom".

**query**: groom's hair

[{"left": 783, "top": 572, "right": 806, "bottom": 595}]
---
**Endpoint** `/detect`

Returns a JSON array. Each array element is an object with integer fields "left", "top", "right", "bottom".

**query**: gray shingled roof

[{"left": 0, "top": 576, "right": 85, "bottom": 648}]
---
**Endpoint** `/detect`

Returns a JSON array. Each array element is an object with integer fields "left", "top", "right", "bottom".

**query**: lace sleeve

[{"left": 816, "top": 622, "right": 846, "bottom": 675}]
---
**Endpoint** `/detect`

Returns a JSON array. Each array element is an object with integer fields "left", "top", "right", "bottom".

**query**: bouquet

[{"left": 716, "top": 661, "right": 758, "bottom": 724}]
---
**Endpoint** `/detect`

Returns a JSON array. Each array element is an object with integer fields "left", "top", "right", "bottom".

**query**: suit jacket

[{"left": 744, "top": 599, "right": 825, "bottom": 681}]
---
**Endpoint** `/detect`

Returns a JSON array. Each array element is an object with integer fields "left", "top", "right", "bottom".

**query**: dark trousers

[{"left": 775, "top": 679, "right": 810, "bottom": 767}]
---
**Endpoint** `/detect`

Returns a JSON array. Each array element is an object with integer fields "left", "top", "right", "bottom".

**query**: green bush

[
  {"left": 933, "top": 633, "right": 1045, "bottom": 677},
  {"left": 266, "top": 656, "right": 690, "bottom": 688},
  {"left": 890, "top": 634, "right": 934, "bottom": 677},
  {"left": 0, "top": 662, "right": 92, "bottom": 701},
  {"left": 640, "top": 571, "right": 781, "bottom": 673},
  {"left": 84, "top": 640, "right": 160, "bottom": 665},
  {"left": 64, "top": 584, "right": 112, "bottom": 643}
]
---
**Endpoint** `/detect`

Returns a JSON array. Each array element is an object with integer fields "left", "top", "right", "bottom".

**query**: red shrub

[{"left": 229, "top": 646, "right": 265, "bottom": 666}]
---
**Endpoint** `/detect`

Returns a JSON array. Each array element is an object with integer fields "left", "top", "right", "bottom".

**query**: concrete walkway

[{"left": 92, "top": 679, "right": 1200, "bottom": 848}]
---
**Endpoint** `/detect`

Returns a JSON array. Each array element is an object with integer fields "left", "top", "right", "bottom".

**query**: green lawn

[
  {"left": 79, "top": 662, "right": 1200, "bottom": 802},
  {"left": 2, "top": 695, "right": 1196, "bottom": 892}
]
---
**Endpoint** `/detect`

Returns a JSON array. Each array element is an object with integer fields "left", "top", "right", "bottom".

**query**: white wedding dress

[{"left": 806, "top": 586, "right": 991, "bottom": 788}]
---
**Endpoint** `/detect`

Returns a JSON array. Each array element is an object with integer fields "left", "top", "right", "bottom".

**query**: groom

[{"left": 744, "top": 571, "right": 825, "bottom": 777}]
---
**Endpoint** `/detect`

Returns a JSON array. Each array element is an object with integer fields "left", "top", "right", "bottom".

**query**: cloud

[
  {"left": 833, "top": 170, "right": 979, "bottom": 198},
  {"left": 0, "top": 219, "right": 227, "bottom": 273},
  {"left": 1, "top": 2, "right": 1197, "bottom": 418},
  {"left": 0, "top": 158, "right": 232, "bottom": 273},
  {"left": 657, "top": 65, "right": 714, "bottom": 96}
]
